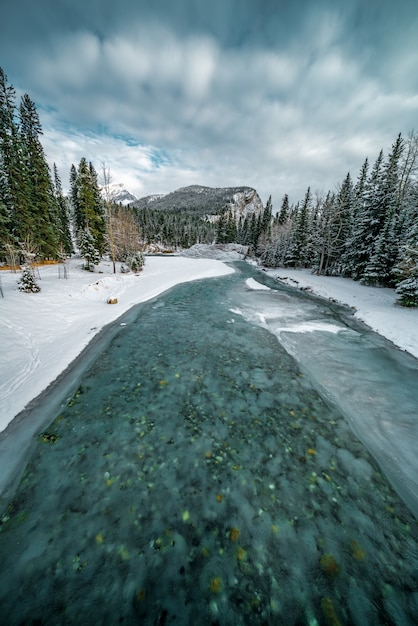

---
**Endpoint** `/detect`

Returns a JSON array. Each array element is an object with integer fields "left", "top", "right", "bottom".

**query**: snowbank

[
  {"left": 266, "top": 268, "right": 418, "bottom": 360},
  {"left": 0, "top": 257, "right": 233, "bottom": 433},
  {"left": 181, "top": 243, "right": 249, "bottom": 260}
]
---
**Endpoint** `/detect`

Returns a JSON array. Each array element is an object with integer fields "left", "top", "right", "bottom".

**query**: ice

[{"left": 236, "top": 279, "right": 418, "bottom": 518}]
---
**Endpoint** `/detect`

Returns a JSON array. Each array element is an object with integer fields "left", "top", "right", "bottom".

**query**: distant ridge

[{"left": 133, "top": 184, "right": 261, "bottom": 216}]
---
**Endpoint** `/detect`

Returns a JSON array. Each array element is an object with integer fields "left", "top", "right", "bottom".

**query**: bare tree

[
  {"left": 4, "top": 242, "right": 19, "bottom": 272},
  {"left": 111, "top": 205, "right": 143, "bottom": 269},
  {"left": 101, "top": 162, "right": 116, "bottom": 273},
  {"left": 398, "top": 130, "right": 418, "bottom": 209}
]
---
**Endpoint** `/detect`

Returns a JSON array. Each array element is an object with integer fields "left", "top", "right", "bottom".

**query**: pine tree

[
  {"left": 79, "top": 227, "right": 100, "bottom": 271},
  {"left": 393, "top": 198, "right": 418, "bottom": 306},
  {"left": 71, "top": 158, "right": 107, "bottom": 259},
  {"left": 216, "top": 209, "right": 228, "bottom": 244},
  {"left": 19, "top": 93, "right": 59, "bottom": 257},
  {"left": 225, "top": 210, "right": 237, "bottom": 242},
  {"left": 53, "top": 163, "right": 73, "bottom": 254},
  {"left": 285, "top": 187, "right": 311, "bottom": 267},
  {"left": 18, "top": 264, "right": 41, "bottom": 292},
  {"left": 362, "top": 214, "right": 398, "bottom": 286},
  {"left": 395, "top": 271, "right": 418, "bottom": 307},
  {"left": 340, "top": 159, "right": 368, "bottom": 276},
  {"left": 88, "top": 161, "right": 106, "bottom": 255},
  {"left": 344, "top": 151, "right": 384, "bottom": 279},
  {"left": 278, "top": 194, "right": 289, "bottom": 225},
  {"left": 0, "top": 67, "right": 31, "bottom": 252},
  {"left": 315, "top": 191, "right": 337, "bottom": 275}
]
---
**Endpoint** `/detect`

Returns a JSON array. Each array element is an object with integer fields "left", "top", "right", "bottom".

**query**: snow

[
  {"left": 245, "top": 278, "right": 270, "bottom": 291},
  {"left": 0, "top": 257, "right": 233, "bottom": 434},
  {"left": 265, "top": 268, "right": 418, "bottom": 359}
]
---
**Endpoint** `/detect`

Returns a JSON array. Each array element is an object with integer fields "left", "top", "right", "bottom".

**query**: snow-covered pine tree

[
  {"left": 341, "top": 159, "right": 369, "bottom": 276},
  {"left": 315, "top": 191, "right": 337, "bottom": 275},
  {"left": 343, "top": 151, "right": 384, "bottom": 280},
  {"left": 79, "top": 227, "right": 100, "bottom": 271},
  {"left": 284, "top": 187, "right": 311, "bottom": 267},
  {"left": 393, "top": 199, "right": 418, "bottom": 306},
  {"left": 361, "top": 213, "right": 399, "bottom": 286},
  {"left": 126, "top": 251, "right": 145, "bottom": 273},
  {"left": 256, "top": 196, "right": 273, "bottom": 257},
  {"left": 395, "top": 271, "right": 418, "bottom": 307},
  {"left": 18, "top": 264, "right": 40, "bottom": 292}
]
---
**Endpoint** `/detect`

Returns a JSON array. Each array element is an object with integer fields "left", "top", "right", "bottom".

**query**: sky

[{"left": 1, "top": 0, "right": 417, "bottom": 206}]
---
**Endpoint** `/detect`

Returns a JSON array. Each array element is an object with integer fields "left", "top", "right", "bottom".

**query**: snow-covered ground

[
  {"left": 1, "top": 258, "right": 417, "bottom": 438},
  {"left": 266, "top": 267, "right": 418, "bottom": 360},
  {"left": 0, "top": 256, "right": 233, "bottom": 434}
]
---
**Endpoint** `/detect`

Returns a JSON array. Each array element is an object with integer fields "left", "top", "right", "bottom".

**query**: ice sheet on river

[{"left": 236, "top": 278, "right": 418, "bottom": 518}]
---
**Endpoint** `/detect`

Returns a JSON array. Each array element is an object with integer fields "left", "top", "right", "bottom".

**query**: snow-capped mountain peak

[{"left": 102, "top": 182, "right": 138, "bottom": 206}]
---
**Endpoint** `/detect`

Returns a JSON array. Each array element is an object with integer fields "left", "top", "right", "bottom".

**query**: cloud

[{"left": 2, "top": 2, "right": 417, "bottom": 206}]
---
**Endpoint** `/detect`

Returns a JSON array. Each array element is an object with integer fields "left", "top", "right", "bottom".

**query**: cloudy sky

[{"left": 1, "top": 0, "right": 417, "bottom": 206}]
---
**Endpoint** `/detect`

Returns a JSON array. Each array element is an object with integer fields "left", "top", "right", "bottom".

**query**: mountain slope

[{"left": 133, "top": 185, "right": 263, "bottom": 217}]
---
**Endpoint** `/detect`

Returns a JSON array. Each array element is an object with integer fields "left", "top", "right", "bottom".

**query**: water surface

[{"left": 0, "top": 263, "right": 417, "bottom": 625}]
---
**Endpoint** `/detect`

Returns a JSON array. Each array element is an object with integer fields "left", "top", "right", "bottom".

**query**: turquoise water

[{"left": 0, "top": 264, "right": 417, "bottom": 625}]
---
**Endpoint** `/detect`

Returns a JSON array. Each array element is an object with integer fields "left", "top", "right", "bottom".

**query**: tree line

[
  {"left": 0, "top": 67, "right": 72, "bottom": 261},
  {"left": 256, "top": 133, "right": 418, "bottom": 306}
]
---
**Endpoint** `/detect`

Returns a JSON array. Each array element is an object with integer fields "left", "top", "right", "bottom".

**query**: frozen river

[{"left": 0, "top": 262, "right": 417, "bottom": 624}]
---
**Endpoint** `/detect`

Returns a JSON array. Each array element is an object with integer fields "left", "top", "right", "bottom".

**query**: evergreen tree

[
  {"left": 88, "top": 161, "right": 106, "bottom": 255},
  {"left": 359, "top": 135, "right": 404, "bottom": 285},
  {"left": 216, "top": 209, "right": 228, "bottom": 243},
  {"left": 70, "top": 158, "right": 107, "bottom": 259},
  {"left": 79, "top": 227, "right": 100, "bottom": 271},
  {"left": 341, "top": 159, "right": 369, "bottom": 276},
  {"left": 19, "top": 93, "right": 59, "bottom": 257},
  {"left": 395, "top": 269, "right": 418, "bottom": 307},
  {"left": 362, "top": 214, "right": 399, "bottom": 286},
  {"left": 285, "top": 187, "right": 311, "bottom": 267},
  {"left": 0, "top": 67, "right": 30, "bottom": 252},
  {"left": 256, "top": 195, "right": 272, "bottom": 256},
  {"left": 225, "top": 210, "right": 237, "bottom": 242},
  {"left": 278, "top": 194, "right": 290, "bottom": 225},
  {"left": 315, "top": 191, "right": 337, "bottom": 275},
  {"left": 18, "top": 264, "right": 41, "bottom": 292},
  {"left": 53, "top": 163, "right": 73, "bottom": 254},
  {"left": 397, "top": 131, "right": 418, "bottom": 215},
  {"left": 393, "top": 199, "right": 418, "bottom": 306},
  {"left": 344, "top": 151, "right": 384, "bottom": 279},
  {"left": 70, "top": 163, "right": 81, "bottom": 232}
]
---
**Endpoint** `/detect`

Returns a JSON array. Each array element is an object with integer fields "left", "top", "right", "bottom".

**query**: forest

[{"left": 1, "top": 66, "right": 417, "bottom": 305}]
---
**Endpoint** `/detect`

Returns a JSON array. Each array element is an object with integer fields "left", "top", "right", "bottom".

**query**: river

[{"left": 0, "top": 262, "right": 417, "bottom": 625}]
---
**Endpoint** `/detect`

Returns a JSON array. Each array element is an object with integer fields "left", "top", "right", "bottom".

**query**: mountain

[
  {"left": 103, "top": 182, "right": 138, "bottom": 206},
  {"left": 133, "top": 185, "right": 264, "bottom": 218}
]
